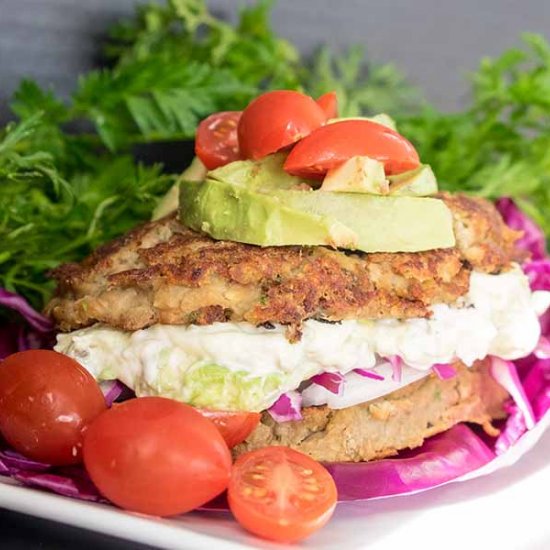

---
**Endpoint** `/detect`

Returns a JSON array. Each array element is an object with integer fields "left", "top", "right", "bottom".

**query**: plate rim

[{"left": 0, "top": 478, "right": 246, "bottom": 550}]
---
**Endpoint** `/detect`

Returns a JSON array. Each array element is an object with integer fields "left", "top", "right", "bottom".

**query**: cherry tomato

[
  {"left": 228, "top": 446, "right": 338, "bottom": 543},
  {"left": 316, "top": 91, "right": 338, "bottom": 119},
  {"left": 195, "top": 111, "right": 241, "bottom": 170},
  {"left": 198, "top": 410, "right": 261, "bottom": 448},
  {"left": 83, "top": 397, "right": 232, "bottom": 516},
  {"left": 238, "top": 90, "right": 326, "bottom": 160},
  {"left": 284, "top": 119, "right": 420, "bottom": 179},
  {"left": 0, "top": 350, "right": 106, "bottom": 465}
]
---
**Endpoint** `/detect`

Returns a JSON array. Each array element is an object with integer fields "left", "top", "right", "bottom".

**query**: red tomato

[
  {"left": 195, "top": 111, "right": 241, "bottom": 170},
  {"left": 0, "top": 350, "right": 106, "bottom": 465},
  {"left": 284, "top": 119, "right": 420, "bottom": 179},
  {"left": 238, "top": 90, "right": 326, "bottom": 160},
  {"left": 316, "top": 91, "right": 338, "bottom": 119},
  {"left": 228, "top": 446, "right": 338, "bottom": 543},
  {"left": 198, "top": 410, "right": 261, "bottom": 448},
  {"left": 83, "top": 397, "right": 232, "bottom": 517}
]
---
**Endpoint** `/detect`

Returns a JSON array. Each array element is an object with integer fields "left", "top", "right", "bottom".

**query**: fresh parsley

[
  {"left": 0, "top": 115, "right": 173, "bottom": 309},
  {"left": 399, "top": 33, "right": 550, "bottom": 236}
]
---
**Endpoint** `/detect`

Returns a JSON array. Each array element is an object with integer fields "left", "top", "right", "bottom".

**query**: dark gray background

[{"left": 1, "top": 0, "right": 550, "bottom": 122}]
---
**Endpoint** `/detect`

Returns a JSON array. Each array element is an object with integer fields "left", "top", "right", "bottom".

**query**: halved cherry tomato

[
  {"left": 195, "top": 111, "right": 241, "bottom": 170},
  {"left": 284, "top": 119, "right": 420, "bottom": 179},
  {"left": 316, "top": 91, "right": 338, "bottom": 119},
  {"left": 238, "top": 90, "right": 327, "bottom": 160},
  {"left": 0, "top": 350, "right": 107, "bottom": 465},
  {"left": 198, "top": 410, "right": 261, "bottom": 448},
  {"left": 228, "top": 446, "right": 338, "bottom": 543},
  {"left": 83, "top": 397, "right": 231, "bottom": 516}
]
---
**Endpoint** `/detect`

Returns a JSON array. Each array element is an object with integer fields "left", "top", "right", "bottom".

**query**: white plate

[{"left": 1, "top": 430, "right": 550, "bottom": 550}]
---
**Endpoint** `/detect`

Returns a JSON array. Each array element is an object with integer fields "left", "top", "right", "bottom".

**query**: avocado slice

[
  {"left": 208, "top": 153, "right": 437, "bottom": 197},
  {"left": 328, "top": 113, "right": 398, "bottom": 131},
  {"left": 320, "top": 156, "right": 388, "bottom": 195},
  {"left": 208, "top": 152, "right": 314, "bottom": 191},
  {"left": 180, "top": 178, "right": 341, "bottom": 247},
  {"left": 388, "top": 164, "right": 438, "bottom": 196},
  {"left": 152, "top": 157, "right": 207, "bottom": 220},
  {"left": 180, "top": 177, "right": 455, "bottom": 253},
  {"left": 283, "top": 188, "right": 454, "bottom": 252}
]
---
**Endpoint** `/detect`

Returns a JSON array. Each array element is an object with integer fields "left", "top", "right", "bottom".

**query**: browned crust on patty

[
  {"left": 439, "top": 192, "right": 525, "bottom": 270},
  {"left": 234, "top": 360, "right": 508, "bottom": 462},
  {"left": 45, "top": 194, "right": 521, "bottom": 332}
]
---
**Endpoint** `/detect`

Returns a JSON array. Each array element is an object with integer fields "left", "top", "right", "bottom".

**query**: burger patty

[
  {"left": 46, "top": 193, "right": 520, "bottom": 333},
  {"left": 234, "top": 360, "right": 508, "bottom": 462}
]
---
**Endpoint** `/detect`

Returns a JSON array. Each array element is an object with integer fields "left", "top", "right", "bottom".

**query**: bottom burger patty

[{"left": 234, "top": 360, "right": 508, "bottom": 462}]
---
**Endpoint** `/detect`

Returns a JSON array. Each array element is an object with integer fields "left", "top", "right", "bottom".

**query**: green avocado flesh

[
  {"left": 180, "top": 177, "right": 455, "bottom": 252},
  {"left": 210, "top": 153, "right": 436, "bottom": 197},
  {"left": 328, "top": 113, "right": 398, "bottom": 131},
  {"left": 388, "top": 164, "right": 438, "bottom": 196},
  {"left": 152, "top": 157, "right": 207, "bottom": 220},
  {"left": 179, "top": 151, "right": 455, "bottom": 253},
  {"left": 208, "top": 152, "right": 312, "bottom": 191}
]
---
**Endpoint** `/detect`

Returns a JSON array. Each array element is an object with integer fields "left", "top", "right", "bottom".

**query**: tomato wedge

[
  {"left": 228, "top": 447, "right": 338, "bottom": 543},
  {"left": 316, "top": 91, "right": 338, "bottom": 119},
  {"left": 0, "top": 350, "right": 106, "bottom": 465},
  {"left": 238, "top": 90, "right": 326, "bottom": 160},
  {"left": 284, "top": 119, "right": 420, "bottom": 179},
  {"left": 197, "top": 410, "right": 261, "bottom": 448},
  {"left": 195, "top": 111, "right": 241, "bottom": 170}
]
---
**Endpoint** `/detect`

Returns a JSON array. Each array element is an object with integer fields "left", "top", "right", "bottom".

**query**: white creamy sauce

[{"left": 55, "top": 266, "right": 549, "bottom": 410}]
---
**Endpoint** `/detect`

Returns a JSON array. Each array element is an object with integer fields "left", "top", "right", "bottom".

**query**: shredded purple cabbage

[
  {"left": 490, "top": 357, "right": 535, "bottom": 429},
  {"left": 354, "top": 368, "right": 385, "bottom": 381},
  {"left": 494, "top": 402, "right": 527, "bottom": 455},
  {"left": 0, "top": 289, "right": 53, "bottom": 333},
  {"left": 0, "top": 288, "right": 54, "bottom": 360},
  {"left": 99, "top": 380, "right": 126, "bottom": 407},
  {"left": 0, "top": 447, "right": 104, "bottom": 502},
  {"left": 0, "top": 449, "right": 51, "bottom": 473},
  {"left": 310, "top": 372, "right": 345, "bottom": 395},
  {"left": 432, "top": 363, "right": 457, "bottom": 380},
  {"left": 324, "top": 424, "right": 495, "bottom": 500},
  {"left": 523, "top": 259, "right": 550, "bottom": 292},
  {"left": 14, "top": 470, "right": 104, "bottom": 502},
  {"left": 267, "top": 391, "right": 302, "bottom": 422},
  {"left": 387, "top": 355, "right": 403, "bottom": 382},
  {"left": 534, "top": 336, "right": 550, "bottom": 359}
]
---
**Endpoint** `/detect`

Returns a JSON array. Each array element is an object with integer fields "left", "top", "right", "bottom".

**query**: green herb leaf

[
  {"left": 0, "top": 117, "right": 174, "bottom": 309},
  {"left": 304, "top": 45, "right": 421, "bottom": 117},
  {"left": 73, "top": 60, "right": 255, "bottom": 150},
  {"left": 399, "top": 34, "right": 550, "bottom": 239}
]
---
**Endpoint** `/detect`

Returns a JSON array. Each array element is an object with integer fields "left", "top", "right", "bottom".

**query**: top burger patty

[{"left": 46, "top": 193, "right": 520, "bottom": 333}]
